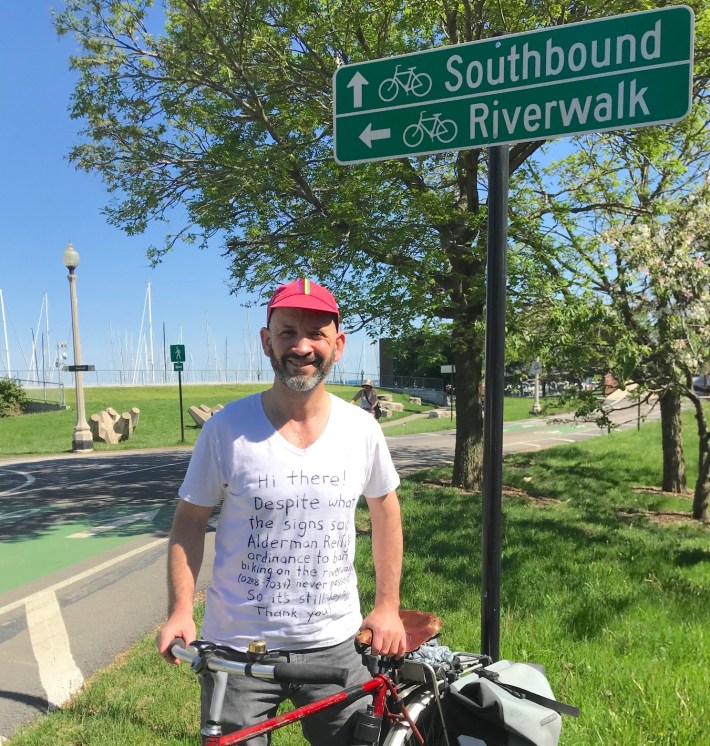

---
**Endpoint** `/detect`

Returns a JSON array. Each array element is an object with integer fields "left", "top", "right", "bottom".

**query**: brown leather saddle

[{"left": 355, "top": 609, "right": 442, "bottom": 653}]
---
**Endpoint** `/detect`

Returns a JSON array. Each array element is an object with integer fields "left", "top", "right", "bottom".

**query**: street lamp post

[
  {"left": 62, "top": 242, "right": 93, "bottom": 453},
  {"left": 530, "top": 359, "right": 542, "bottom": 416}
]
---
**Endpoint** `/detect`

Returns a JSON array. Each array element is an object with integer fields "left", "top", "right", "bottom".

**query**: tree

[
  {"left": 523, "top": 111, "right": 710, "bottom": 518},
  {"left": 602, "top": 186, "right": 710, "bottom": 519},
  {"left": 382, "top": 324, "right": 453, "bottom": 380},
  {"left": 55, "top": 0, "right": 689, "bottom": 489}
]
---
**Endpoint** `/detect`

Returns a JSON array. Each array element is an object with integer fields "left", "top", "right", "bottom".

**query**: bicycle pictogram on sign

[
  {"left": 403, "top": 111, "right": 457, "bottom": 148},
  {"left": 378, "top": 65, "right": 432, "bottom": 102}
]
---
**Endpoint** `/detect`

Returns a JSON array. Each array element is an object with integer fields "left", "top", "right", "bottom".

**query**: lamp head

[{"left": 62, "top": 242, "right": 80, "bottom": 270}]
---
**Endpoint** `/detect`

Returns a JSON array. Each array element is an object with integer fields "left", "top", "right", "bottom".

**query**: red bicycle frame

[{"left": 203, "top": 673, "right": 423, "bottom": 746}]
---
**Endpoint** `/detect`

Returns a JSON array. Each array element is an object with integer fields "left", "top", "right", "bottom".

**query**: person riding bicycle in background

[
  {"left": 351, "top": 379, "right": 380, "bottom": 417},
  {"left": 157, "top": 278, "right": 406, "bottom": 746}
]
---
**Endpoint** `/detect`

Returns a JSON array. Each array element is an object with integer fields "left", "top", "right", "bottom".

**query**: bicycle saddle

[{"left": 356, "top": 609, "right": 442, "bottom": 653}]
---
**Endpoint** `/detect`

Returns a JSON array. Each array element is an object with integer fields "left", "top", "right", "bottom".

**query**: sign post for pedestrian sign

[
  {"left": 170, "top": 345, "right": 186, "bottom": 441},
  {"left": 333, "top": 6, "right": 694, "bottom": 164}
]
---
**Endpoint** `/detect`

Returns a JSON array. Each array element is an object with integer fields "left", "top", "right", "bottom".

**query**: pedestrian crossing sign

[{"left": 170, "top": 344, "right": 185, "bottom": 363}]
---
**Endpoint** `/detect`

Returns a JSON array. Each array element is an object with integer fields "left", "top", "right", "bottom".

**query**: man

[
  {"left": 351, "top": 379, "right": 380, "bottom": 417},
  {"left": 157, "top": 278, "right": 406, "bottom": 745}
]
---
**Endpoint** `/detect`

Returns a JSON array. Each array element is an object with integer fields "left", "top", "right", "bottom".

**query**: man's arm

[
  {"left": 156, "top": 499, "right": 213, "bottom": 663},
  {"left": 361, "top": 490, "right": 406, "bottom": 658}
]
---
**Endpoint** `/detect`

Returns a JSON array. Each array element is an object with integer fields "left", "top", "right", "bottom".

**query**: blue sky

[{"left": 0, "top": 4, "right": 375, "bottom": 386}]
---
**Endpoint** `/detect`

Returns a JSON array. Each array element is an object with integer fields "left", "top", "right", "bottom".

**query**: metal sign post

[
  {"left": 481, "top": 144, "right": 509, "bottom": 662},
  {"left": 170, "top": 345, "right": 186, "bottom": 442}
]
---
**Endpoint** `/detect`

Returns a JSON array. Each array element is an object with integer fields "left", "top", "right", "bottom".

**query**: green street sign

[
  {"left": 333, "top": 6, "right": 694, "bottom": 164},
  {"left": 170, "top": 344, "right": 185, "bottom": 363},
  {"left": 173, "top": 362, "right": 184, "bottom": 372}
]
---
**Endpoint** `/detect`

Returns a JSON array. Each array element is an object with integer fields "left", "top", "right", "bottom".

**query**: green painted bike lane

[
  {"left": 0, "top": 503, "right": 174, "bottom": 594},
  {"left": 502, "top": 420, "right": 591, "bottom": 434}
]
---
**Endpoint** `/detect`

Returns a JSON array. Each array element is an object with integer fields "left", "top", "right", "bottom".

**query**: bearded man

[{"left": 157, "top": 278, "right": 405, "bottom": 745}]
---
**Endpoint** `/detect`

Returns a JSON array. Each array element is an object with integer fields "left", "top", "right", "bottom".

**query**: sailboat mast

[
  {"left": 147, "top": 283, "right": 155, "bottom": 384},
  {"left": 0, "top": 289, "right": 10, "bottom": 377}
]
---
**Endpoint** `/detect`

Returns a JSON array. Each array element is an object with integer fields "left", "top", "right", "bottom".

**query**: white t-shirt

[{"left": 178, "top": 392, "right": 400, "bottom": 651}]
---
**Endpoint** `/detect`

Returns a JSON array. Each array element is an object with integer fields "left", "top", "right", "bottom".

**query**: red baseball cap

[{"left": 266, "top": 279, "right": 340, "bottom": 327}]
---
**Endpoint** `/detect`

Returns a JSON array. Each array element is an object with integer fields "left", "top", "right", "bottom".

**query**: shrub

[{"left": 0, "top": 378, "right": 28, "bottom": 417}]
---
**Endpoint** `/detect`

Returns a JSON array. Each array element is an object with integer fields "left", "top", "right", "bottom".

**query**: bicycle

[
  {"left": 379, "top": 65, "right": 433, "bottom": 102},
  {"left": 403, "top": 112, "right": 457, "bottom": 149},
  {"left": 171, "top": 610, "right": 486, "bottom": 746}
]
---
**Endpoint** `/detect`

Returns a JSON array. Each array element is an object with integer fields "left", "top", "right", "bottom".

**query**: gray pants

[{"left": 200, "top": 636, "right": 372, "bottom": 746}]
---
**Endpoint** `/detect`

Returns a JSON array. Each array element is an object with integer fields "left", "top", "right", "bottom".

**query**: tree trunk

[
  {"left": 660, "top": 389, "right": 686, "bottom": 493},
  {"left": 451, "top": 342, "right": 485, "bottom": 490},
  {"left": 693, "top": 449, "right": 709, "bottom": 521},
  {"left": 691, "top": 395, "right": 709, "bottom": 521}
]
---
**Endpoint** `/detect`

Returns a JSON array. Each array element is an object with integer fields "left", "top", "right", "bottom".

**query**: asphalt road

[
  {"left": 0, "top": 401, "right": 658, "bottom": 742},
  {"left": 0, "top": 450, "right": 212, "bottom": 743}
]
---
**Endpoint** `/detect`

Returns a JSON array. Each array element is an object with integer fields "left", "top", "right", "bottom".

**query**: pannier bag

[{"left": 444, "top": 659, "right": 579, "bottom": 746}]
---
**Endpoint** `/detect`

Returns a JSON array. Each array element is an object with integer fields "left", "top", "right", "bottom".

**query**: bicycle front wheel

[
  {"left": 436, "top": 120, "right": 457, "bottom": 144},
  {"left": 381, "top": 689, "right": 449, "bottom": 746},
  {"left": 410, "top": 73, "right": 432, "bottom": 98}
]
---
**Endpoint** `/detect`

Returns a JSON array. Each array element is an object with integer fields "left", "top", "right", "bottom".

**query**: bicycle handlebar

[{"left": 170, "top": 639, "right": 349, "bottom": 687}]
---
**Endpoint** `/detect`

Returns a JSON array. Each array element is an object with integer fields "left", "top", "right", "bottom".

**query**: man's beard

[{"left": 269, "top": 347, "right": 337, "bottom": 392}]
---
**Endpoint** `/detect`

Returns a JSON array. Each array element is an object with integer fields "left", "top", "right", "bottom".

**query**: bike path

[
  {"left": 0, "top": 414, "right": 603, "bottom": 595},
  {"left": 0, "top": 451, "right": 190, "bottom": 596}
]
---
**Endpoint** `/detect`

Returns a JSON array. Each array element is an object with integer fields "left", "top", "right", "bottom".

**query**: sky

[{"left": 0, "top": 4, "right": 375, "bottom": 387}]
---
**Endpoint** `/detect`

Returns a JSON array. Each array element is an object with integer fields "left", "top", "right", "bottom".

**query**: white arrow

[
  {"left": 359, "top": 123, "right": 391, "bottom": 148},
  {"left": 0, "top": 469, "right": 36, "bottom": 496},
  {"left": 347, "top": 71, "right": 368, "bottom": 108},
  {"left": 68, "top": 509, "right": 160, "bottom": 539}
]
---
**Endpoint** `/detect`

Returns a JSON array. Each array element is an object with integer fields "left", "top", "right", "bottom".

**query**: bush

[{"left": 0, "top": 378, "right": 28, "bottom": 417}]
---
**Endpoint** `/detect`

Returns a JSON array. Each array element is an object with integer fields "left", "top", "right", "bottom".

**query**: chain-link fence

[{"left": 7, "top": 377, "right": 65, "bottom": 407}]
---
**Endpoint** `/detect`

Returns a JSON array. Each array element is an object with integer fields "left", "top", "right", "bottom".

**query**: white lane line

[
  {"left": 25, "top": 589, "right": 84, "bottom": 709},
  {"left": 505, "top": 442, "right": 542, "bottom": 450},
  {"left": 0, "top": 469, "right": 36, "bottom": 496},
  {"left": 546, "top": 437, "right": 576, "bottom": 443},
  {"left": 0, "top": 537, "right": 167, "bottom": 618}
]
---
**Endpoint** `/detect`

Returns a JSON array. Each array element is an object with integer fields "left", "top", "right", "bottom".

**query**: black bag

[
  {"left": 444, "top": 660, "right": 578, "bottom": 746},
  {"left": 373, "top": 403, "right": 382, "bottom": 419}
]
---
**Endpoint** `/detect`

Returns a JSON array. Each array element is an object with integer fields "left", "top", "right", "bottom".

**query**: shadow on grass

[
  {"left": 676, "top": 548, "right": 710, "bottom": 567},
  {"left": 395, "top": 466, "right": 710, "bottom": 645}
]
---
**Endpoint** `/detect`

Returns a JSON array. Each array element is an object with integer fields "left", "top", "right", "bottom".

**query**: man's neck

[{"left": 261, "top": 383, "right": 331, "bottom": 447}]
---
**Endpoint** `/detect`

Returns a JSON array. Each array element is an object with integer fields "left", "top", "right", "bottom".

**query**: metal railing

[
  {"left": 5, "top": 377, "right": 65, "bottom": 406},
  {"left": 4, "top": 369, "right": 382, "bottom": 390}
]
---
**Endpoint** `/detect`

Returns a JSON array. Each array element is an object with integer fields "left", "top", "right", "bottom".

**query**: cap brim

[{"left": 270, "top": 296, "right": 338, "bottom": 316}]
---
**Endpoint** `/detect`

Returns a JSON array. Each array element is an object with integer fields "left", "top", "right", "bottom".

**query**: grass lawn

[
  {"left": 0, "top": 384, "right": 569, "bottom": 455},
  {"left": 6, "top": 407, "right": 709, "bottom": 745},
  {"left": 0, "top": 384, "right": 437, "bottom": 457}
]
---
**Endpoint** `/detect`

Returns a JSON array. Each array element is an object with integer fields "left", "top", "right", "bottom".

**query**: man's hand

[
  {"left": 361, "top": 606, "right": 406, "bottom": 659},
  {"left": 156, "top": 609, "right": 197, "bottom": 664}
]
